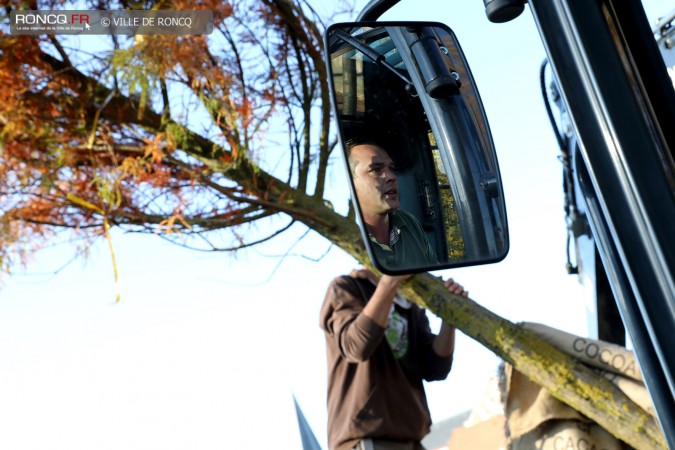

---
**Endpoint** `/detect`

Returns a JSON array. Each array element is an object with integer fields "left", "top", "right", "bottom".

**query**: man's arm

[
  {"left": 433, "top": 323, "right": 456, "bottom": 357},
  {"left": 320, "top": 269, "right": 409, "bottom": 363},
  {"left": 355, "top": 269, "right": 410, "bottom": 327},
  {"left": 355, "top": 271, "right": 465, "bottom": 357}
]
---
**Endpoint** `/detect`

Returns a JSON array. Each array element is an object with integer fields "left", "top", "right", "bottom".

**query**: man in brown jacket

[{"left": 320, "top": 268, "right": 467, "bottom": 450}]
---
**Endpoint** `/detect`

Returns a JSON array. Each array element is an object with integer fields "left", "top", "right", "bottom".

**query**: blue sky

[{"left": 0, "top": 1, "right": 671, "bottom": 449}]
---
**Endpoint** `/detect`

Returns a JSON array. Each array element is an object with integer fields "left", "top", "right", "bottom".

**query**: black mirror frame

[{"left": 325, "top": 21, "right": 510, "bottom": 275}]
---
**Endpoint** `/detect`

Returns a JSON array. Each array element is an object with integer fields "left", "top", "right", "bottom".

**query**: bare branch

[{"left": 151, "top": 218, "right": 296, "bottom": 253}]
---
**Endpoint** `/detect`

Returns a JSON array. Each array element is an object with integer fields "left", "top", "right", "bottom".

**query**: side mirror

[{"left": 325, "top": 22, "right": 509, "bottom": 274}]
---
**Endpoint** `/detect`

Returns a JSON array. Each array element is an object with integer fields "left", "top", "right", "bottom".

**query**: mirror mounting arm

[
  {"left": 356, "top": 0, "right": 401, "bottom": 21},
  {"left": 408, "top": 27, "right": 461, "bottom": 98}
]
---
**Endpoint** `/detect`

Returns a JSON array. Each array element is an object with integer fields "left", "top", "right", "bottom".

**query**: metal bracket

[{"left": 356, "top": 0, "right": 401, "bottom": 21}]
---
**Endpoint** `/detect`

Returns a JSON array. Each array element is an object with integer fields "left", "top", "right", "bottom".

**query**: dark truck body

[
  {"left": 528, "top": 0, "right": 675, "bottom": 444},
  {"left": 350, "top": 0, "right": 675, "bottom": 445}
]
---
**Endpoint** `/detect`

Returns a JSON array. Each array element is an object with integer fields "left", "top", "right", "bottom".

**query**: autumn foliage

[{"left": 0, "top": 0, "right": 350, "bottom": 273}]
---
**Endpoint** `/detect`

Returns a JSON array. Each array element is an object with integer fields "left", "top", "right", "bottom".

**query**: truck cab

[{"left": 326, "top": 0, "right": 675, "bottom": 446}]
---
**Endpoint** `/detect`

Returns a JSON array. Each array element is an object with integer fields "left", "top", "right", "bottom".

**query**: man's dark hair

[{"left": 344, "top": 136, "right": 386, "bottom": 176}]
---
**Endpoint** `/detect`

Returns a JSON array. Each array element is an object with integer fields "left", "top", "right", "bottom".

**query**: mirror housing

[{"left": 325, "top": 22, "right": 509, "bottom": 274}]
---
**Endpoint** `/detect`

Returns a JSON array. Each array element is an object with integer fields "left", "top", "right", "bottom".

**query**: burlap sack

[
  {"left": 503, "top": 323, "right": 656, "bottom": 450},
  {"left": 503, "top": 364, "right": 584, "bottom": 439},
  {"left": 509, "top": 419, "right": 631, "bottom": 450},
  {"left": 522, "top": 322, "right": 642, "bottom": 381}
]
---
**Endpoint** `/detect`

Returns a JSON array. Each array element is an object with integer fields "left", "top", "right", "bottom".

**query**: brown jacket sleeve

[
  {"left": 412, "top": 306, "right": 453, "bottom": 381},
  {"left": 320, "top": 276, "right": 385, "bottom": 363}
]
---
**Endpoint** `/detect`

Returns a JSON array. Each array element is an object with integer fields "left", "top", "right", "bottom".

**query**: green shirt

[{"left": 369, "top": 210, "right": 437, "bottom": 271}]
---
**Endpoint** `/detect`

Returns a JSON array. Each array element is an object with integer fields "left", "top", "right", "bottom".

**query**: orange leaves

[
  {"left": 161, "top": 0, "right": 234, "bottom": 22},
  {"left": 117, "top": 154, "right": 171, "bottom": 188},
  {"left": 1, "top": 0, "right": 333, "bottom": 273},
  {"left": 0, "top": 35, "right": 42, "bottom": 70},
  {"left": 0, "top": 208, "right": 55, "bottom": 274},
  {"left": 143, "top": 133, "right": 170, "bottom": 164},
  {"left": 156, "top": 212, "right": 192, "bottom": 235},
  {"left": 0, "top": 40, "right": 90, "bottom": 175},
  {"left": 117, "top": 156, "right": 152, "bottom": 183},
  {"left": 10, "top": 195, "right": 62, "bottom": 224},
  {"left": 128, "top": 33, "right": 215, "bottom": 84}
]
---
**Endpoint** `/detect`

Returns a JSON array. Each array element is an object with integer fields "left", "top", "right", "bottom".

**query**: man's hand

[
  {"left": 351, "top": 267, "right": 412, "bottom": 328},
  {"left": 444, "top": 277, "right": 469, "bottom": 297},
  {"left": 349, "top": 267, "right": 380, "bottom": 285},
  {"left": 349, "top": 267, "right": 412, "bottom": 290}
]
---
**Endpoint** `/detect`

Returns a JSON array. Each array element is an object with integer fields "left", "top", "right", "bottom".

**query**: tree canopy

[{"left": 1, "top": 0, "right": 358, "bottom": 274}]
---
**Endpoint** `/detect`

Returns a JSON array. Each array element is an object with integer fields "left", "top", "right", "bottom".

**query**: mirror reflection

[{"left": 327, "top": 22, "right": 509, "bottom": 273}]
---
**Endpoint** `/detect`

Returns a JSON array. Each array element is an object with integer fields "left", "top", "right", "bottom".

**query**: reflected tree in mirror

[{"left": 326, "top": 22, "right": 508, "bottom": 274}]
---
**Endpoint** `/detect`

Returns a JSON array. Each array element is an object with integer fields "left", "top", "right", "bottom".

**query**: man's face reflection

[{"left": 350, "top": 144, "right": 399, "bottom": 221}]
